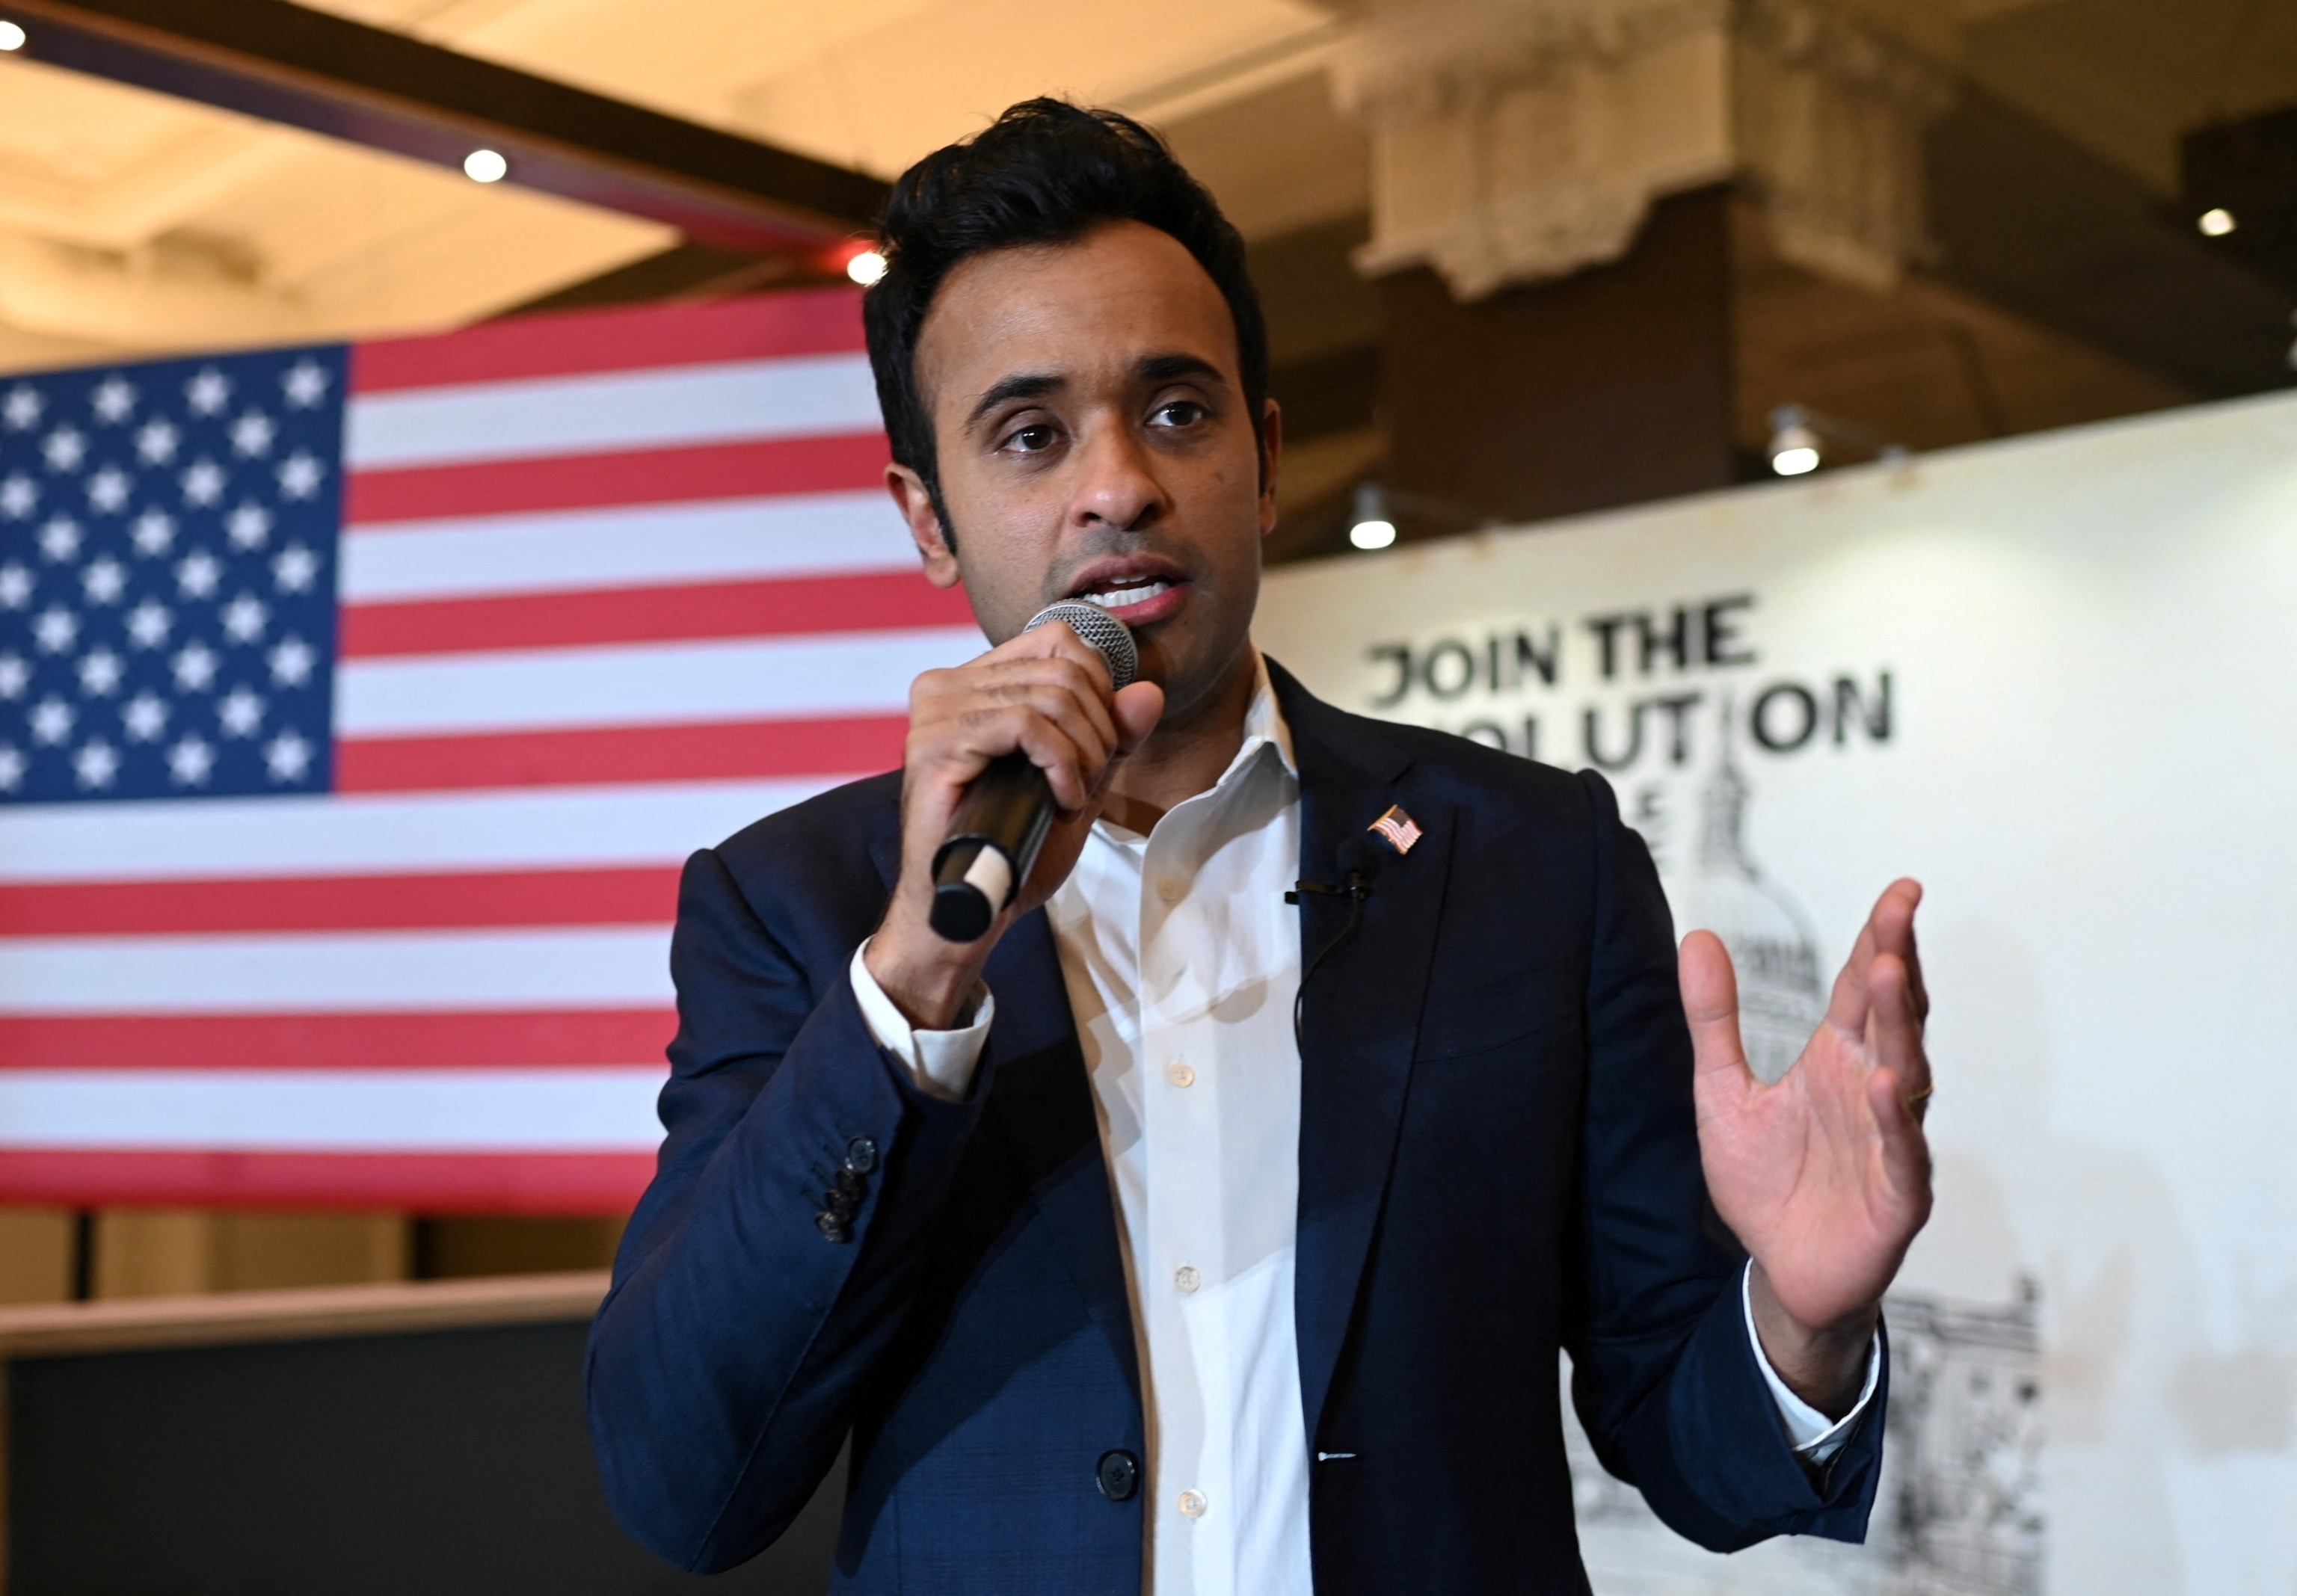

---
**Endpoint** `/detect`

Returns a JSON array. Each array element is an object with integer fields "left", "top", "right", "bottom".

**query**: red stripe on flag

[
  {"left": 0, "top": 867, "right": 679, "bottom": 936},
  {"left": 0, "top": 1150, "right": 654, "bottom": 1215},
  {"left": 339, "top": 573, "right": 971, "bottom": 658},
  {"left": 351, "top": 289, "right": 864, "bottom": 392},
  {"left": 0, "top": 1011, "right": 674, "bottom": 1070},
  {"left": 343, "top": 432, "right": 889, "bottom": 526},
  {"left": 336, "top": 713, "right": 904, "bottom": 793}
]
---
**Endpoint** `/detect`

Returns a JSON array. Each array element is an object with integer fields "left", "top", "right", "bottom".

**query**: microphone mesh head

[{"left": 1023, "top": 601, "right": 1139, "bottom": 691}]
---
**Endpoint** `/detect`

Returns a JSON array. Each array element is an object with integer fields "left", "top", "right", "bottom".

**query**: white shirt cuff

[
  {"left": 1741, "top": 1263, "right": 1882, "bottom": 1465},
  {"left": 849, "top": 939, "right": 994, "bottom": 1103}
]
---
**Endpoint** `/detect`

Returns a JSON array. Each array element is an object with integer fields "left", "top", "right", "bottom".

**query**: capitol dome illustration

[{"left": 1668, "top": 709, "right": 1824, "bottom": 1085}]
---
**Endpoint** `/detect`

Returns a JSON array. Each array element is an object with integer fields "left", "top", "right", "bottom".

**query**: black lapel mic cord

[{"left": 1288, "top": 834, "right": 1385, "bottom": 1052}]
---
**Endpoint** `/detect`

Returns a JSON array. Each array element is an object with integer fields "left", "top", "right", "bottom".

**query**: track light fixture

[{"left": 1767, "top": 404, "right": 1908, "bottom": 478}]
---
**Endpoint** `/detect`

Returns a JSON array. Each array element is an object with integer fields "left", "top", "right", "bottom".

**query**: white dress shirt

[{"left": 851, "top": 650, "right": 1875, "bottom": 1596}]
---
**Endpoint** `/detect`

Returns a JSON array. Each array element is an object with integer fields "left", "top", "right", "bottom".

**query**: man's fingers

[
  {"left": 1867, "top": 952, "right": 1930, "bottom": 1114},
  {"left": 1824, "top": 877, "right": 1925, "bottom": 1039},
  {"left": 1680, "top": 931, "right": 1755, "bottom": 1105},
  {"left": 1110, "top": 681, "right": 1165, "bottom": 754},
  {"left": 1866, "top": 1065, "right": 1934, "bottom": 1211}
]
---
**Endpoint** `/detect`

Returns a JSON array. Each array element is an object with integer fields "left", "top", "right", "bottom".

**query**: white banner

[{"left": 1256, "top": 388, "right": 2297, "bottom": 1596}]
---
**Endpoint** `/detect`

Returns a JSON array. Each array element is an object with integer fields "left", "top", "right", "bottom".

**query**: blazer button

[
  {"left": 813, "top": 1211, "right": 852, "bottom": 1244},
  {"left": 833, "top": 1168, "right": 866, "bottom": 1198},
  {"left": 1095, "top": 1449, "right": 1140, "bottom": 1503},
  {"left": 843, "top": 1136, "right": 879, "bottom": 1175}
]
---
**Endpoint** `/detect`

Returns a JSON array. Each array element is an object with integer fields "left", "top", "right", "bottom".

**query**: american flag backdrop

[{"left": 0, "top": 289, "right": 976, "bottom": 1213}]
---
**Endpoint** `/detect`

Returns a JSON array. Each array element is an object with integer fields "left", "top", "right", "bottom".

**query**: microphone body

[{"left": 928, "top": 602, "right": 1139, "bottom": 943}]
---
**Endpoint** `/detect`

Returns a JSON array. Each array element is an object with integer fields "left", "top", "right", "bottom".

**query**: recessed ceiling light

[
  {"left": 463, "top": 149, "right": 508, "bottom": 183},
  {"left": 846, "top": 249, "right": 887, "bottom": 286},
  {"left": 2198, "top": 207, "right": 2236, "bottom": 237},
  {"left": 0, "top": 20, "right": 28, "bottom": 49}
]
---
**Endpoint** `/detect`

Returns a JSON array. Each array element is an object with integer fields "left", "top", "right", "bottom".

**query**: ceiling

[{"left": 0, "top": 0, "right": 2289, "bottom": 376}]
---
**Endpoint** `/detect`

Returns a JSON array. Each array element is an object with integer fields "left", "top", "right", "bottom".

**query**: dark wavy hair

[{"left": 862, "top": 99, "right": 1270, "bottom": 536}]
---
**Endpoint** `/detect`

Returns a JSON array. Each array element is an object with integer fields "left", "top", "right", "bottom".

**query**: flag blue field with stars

[{"left": 0, "top": 349, "right": 345, "bottom": 804}]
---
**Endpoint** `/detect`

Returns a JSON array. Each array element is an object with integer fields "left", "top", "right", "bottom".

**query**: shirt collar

[{"left": 1092, "top": 647, "right": 1296, "bottom": 846}]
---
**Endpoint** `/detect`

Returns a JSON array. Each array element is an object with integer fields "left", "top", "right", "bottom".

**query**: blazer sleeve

[
  {"left": 1563, "top": 768, "right": 1886, "bottom": 1549},
  {"left": 585, "top": 843, "right": 992, "bottom": 1574}
]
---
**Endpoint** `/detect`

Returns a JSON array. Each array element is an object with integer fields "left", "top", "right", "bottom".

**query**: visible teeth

[{"left": 1085, "top": 580, "right": 1170, "bottom": 609}]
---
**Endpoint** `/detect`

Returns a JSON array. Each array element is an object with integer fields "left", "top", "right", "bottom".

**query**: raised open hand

[{"left": 1680, "top": 879, "right": 1934, "bottom": 1408}]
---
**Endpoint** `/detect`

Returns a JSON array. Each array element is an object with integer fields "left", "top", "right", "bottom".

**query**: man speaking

[{"left": 587, "top": 99, "right": 1934, "bottom": 1594}]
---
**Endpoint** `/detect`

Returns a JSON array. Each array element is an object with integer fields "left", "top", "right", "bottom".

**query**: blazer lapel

[
  {"left": 865, "top": 796, "right": 1140, "bottom": 1401},
  {"left": 982, "top": 909, "right": 1143, "bottom": 1403},
  {"left": 1276, "top": 664, "right": 1452, "bottom": 1448}
]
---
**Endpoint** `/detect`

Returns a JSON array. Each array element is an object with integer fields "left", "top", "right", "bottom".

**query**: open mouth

[{"left": 1080, "top": 579, "right": 1172, "bottom": 611}]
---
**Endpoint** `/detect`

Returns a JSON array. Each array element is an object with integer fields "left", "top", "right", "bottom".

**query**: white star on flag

[
  {"left": 185, "top": 368, "right": 232, "bottom": 416},
  {"left": 82, "top": 557, "right": 125, "bottom": 605},
  {"left": 29, "top": 697, "right": 74, "bottom": 745},
  {"left": 0, "top": 564, "right": 30, "bottom": 609},
  {"left": 230, "top": 412, "right": 277, "bottom": 458},
  {"left": 217, "top": 686, "right": 265, "bottom": 738},
  {"left": 43, "top": 428, "right": 86, "bottom": 472},
  {"left": 131, "top": 509, "right": 175, "bottom": 555},
  {"left": 181, "top": 459, "right": 227, "bottom": 506},
  {"left": 280, "top": 360, "right": 330, "bottom": 408},
  {"left": 38, "top": 518, "right": 80, "bottom": 563},
  {"left": 85, "top": 467, "right": 131, "bottom": 513},
  {"left": 72, "top": 739, "right": 119, "bottom": 790},
  {"left": 136, "top": 419, "right": 179, "bottom": 466},
  {"left": 263, "top": 730, "right": 313, "bottom": 782},
  {"left": 268, "top": 635, "right": 315, "bottom": 686},
  {"left": 227, "top": 503, "right": 272, "bottom": 549},
  {"left": 90, "top": 377, "right": 137, "bottom": 424},
  {"left": 277, "top": 452, "right": 325, "bottom": 500},
  {"left": 77, "top": 649, "right": 123, "bottom": 697},
  {"left": 0, "top": 475, "right": 34, "bottom": 519},
  {"left": 171, "top": 641, "right": 218, "bottom": 693},
  {"left": 32, "top": 607, "right": 77, "bottom": 654},
  {"left": 2, "top": 386, "right": 43, "bottom": 430},
  {"left": 273, "top": 544, "right": 319, "bottom": 594},
  {"left": 0, "top": 655, "right": 26, "bottom": 700},
  {"left": 126, "top": 600, "right": 171, "bottom": 649},
  {"left": 222, "top": 594, "right": 268, "bottom": 643},
  {"left": 166, "top": 733, "right": 215, "bottom": 786},
  {"left": 0, "top": 745, "right": 22, "bottom": 790},
  {"left": 122, "top": 692, "right": 169, "bottom": 742},
  {"left": 176, "top": 550, "right": 221, "bottom": 599}
]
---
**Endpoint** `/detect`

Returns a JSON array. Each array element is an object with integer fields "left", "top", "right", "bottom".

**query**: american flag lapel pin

[{"left": 1367, "top": 804, "right": 1423, "bottom": 856}]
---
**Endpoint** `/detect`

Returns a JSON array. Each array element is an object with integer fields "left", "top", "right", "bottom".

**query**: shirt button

[
  {"left": 1166, "top": 1062, "right": 1195, "bottom": 1088},
  {"left": 1177, "top": 1489, "right": 1208, "bottom": 1519},
  {"left": 1173, "top": 1265, "right": 1201, "bottom": 1295},
  {"left": 1157, "top": 877, "right": 1183, "bottom": 903}
]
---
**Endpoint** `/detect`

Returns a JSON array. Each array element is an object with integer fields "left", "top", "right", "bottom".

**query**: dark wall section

[
  {"left": 9, "top": 1323, "right": 842, "bottom": 1596},
  {"left": 1379, "top": 186, "right": 1738, "bottom": 535}
]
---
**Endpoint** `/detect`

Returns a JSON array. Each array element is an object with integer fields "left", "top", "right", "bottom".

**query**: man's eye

[
  {"left": 1151, "top": 401, "right": 1206, "bottom": 428},
  {"left": 1006, "top": 425, "right": 1059, "bottom": 453}
]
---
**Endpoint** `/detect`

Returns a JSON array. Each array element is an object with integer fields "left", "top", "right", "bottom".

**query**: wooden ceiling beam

[{"left": 1, "top": 0, "right": 888, "bottom": 256}]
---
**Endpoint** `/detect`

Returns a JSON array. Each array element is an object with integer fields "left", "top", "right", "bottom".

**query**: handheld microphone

[{"left": 928, "top": 601, "right": 1140, "bottom": 943}]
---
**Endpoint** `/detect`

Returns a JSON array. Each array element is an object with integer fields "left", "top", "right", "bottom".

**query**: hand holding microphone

[{"left": 867, "top": 603, "right": 1163, "bottom": 1030}]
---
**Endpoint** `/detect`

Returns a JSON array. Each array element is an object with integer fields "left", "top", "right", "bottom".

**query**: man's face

[{"left": 890, "top": 220, "right": 1279, "bottom": 723}]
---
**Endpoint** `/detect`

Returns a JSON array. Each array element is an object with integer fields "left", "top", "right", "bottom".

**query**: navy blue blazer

[{"left": 587, "top": 662, "right": 1884, "bottom": 1592}]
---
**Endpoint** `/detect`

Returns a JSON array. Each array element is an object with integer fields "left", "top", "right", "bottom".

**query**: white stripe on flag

[
  {"left": 0, "top": 777, "right": 837, "bottom": 883},
  {"left": 0, "top": 928, "right": 674, "bottom": 1012},
  {"left": 344, "top": 354, "right": 880, "bottom": 469},
  {"left": 341, "top": 492, "right": 917, "bottom": 602},
  {"left": 0, "top": 1069, "right": 665, "bottom": 1150},
  {"left": 335, "top": 627, "right": 980, "bottom": 738}
]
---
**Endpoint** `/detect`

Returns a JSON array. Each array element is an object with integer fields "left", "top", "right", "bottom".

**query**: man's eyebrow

[
  {"left": 1138, "top": 353, "right": 1225, "bottom": 386},
  {"left": 967, "top": 372, "right": 1063, "bottom": 428}
]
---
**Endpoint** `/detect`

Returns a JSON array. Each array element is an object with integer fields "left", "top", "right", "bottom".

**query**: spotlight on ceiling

[
  {"left": 1767, "top": 407, "right": 1822, "bottom": 476},
  {"left": 1348, "top": 482, "right": 1397, "bottom": 550},
  {"left": 1767, "top": 404, "right": 1905, "bottom": 478},
  {"left": 846, "top": 249, "right": 888, "bottom": 287},
  {"left": 2198, "top": 207, "right": 2238, "bottom": 237},
  {"left": 463, "top": 149, "right": 509, "bottom": 183},
  {"left": 0, "top": 19, "right": 26, "bottom": 49}
]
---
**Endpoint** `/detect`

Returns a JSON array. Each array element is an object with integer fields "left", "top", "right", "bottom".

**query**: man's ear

[
  {"left": 886, "top": 463, "right": 962, "bottom": 589},
  {"left": 1257, "top": 397, "right": 1284, "bottom": 540}
]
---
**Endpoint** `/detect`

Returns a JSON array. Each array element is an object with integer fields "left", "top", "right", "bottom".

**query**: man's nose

[{"left": 1071, "top": 423, "right": 1163, "bottom": 533}]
